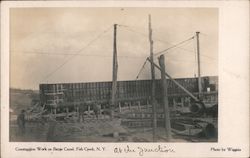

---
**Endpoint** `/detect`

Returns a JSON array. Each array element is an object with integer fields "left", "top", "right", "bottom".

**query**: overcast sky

[{"left": 10, "top": 8, "right": 218, "bottom": 90}]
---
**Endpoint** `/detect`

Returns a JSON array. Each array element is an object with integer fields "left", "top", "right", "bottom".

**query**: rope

[
  {"left": 119, "top": 25, "right": 195, "bottom": 54},
  {"left": 135, "top": 59, "right": 148, "bottom": 80},
  {"left": 154, "top": 36, "right": 195, "bottom": 56},
  {"left": 11, "top": 51, "right": 147, "bottom": 59},
  {"left": 40, "top": 25, "right": 113, "bottom": 82}
]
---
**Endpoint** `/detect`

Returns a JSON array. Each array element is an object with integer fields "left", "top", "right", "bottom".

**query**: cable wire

[
  {"left": 154, "top": 36, "right": 195, "bottom": 56},
  {"left": 135, "top": 59, "right": 148, "bottom": 80},
  {"left": 119, "top": 25, "right": 195, "bottom": 54},
  {"left": 40, "top": 25, "right": 113, "bottom": 82},
  {"left": 11, "top": 50, "right": 147, "bottom": 59}
]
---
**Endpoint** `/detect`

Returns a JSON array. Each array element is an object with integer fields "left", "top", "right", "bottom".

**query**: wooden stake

[
  {"left": 66, "top": 107, "right": 69, "bottom": 117},
  {"left": 138, "top": 101, "right": 141, "bottom": 112},
  {"left": 119, "top": 102, "right": 121, "bottom": 113},
  {"left": 158, "top": 55, "right": 172, "bottom": 141}
]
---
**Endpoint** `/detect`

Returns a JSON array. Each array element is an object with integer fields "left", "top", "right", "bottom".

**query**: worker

[
  {"left": 79, "top": 104, "right": 87, "bottom": 122},
  {"left": 17, "top": 109, "right": 26, "bottom": 135},
  {"left": 93, "top": 103, "right": 101, "bottom": 119}
]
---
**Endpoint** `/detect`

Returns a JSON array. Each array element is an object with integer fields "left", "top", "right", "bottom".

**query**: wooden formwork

[{"left": 39, "top": 76, "right": 218, "bottom": 110}]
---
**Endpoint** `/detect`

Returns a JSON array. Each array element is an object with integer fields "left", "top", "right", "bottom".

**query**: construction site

[{"left": 10, "top": 12, "right": 218, "bottom": 142}]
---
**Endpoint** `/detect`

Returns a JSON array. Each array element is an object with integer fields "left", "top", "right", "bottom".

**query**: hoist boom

[{"left": 146, "top": 57, "right": 200, "bottom": 102}]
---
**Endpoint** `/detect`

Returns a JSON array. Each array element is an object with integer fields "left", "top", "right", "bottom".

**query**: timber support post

[
  {"left": 181, "top": 98, "right": 184, "bottom": 108},
  {"left": 196, "top": 32, "right": 202, "bottom": 98},
  {"left": 88, "top": 105, "right": 90, "bottom": 113},
  {"left": 111, "top": 24, "right": 118, "bottom": 120},
  {"left": 66, "top": 107, "right": 69, "bottom": 117},
  {"left": 76, "top": 106, "right": 79, "bottom": 118},
  {"left": 146, "top": 100, "right": 149, "bottom": 109},
  {"left": 148, "top": 14, "right": 157, "bottom": 141},
  {"left": 138, "top": 101, "right": 141, "bottom": 112},
  {"left": 147, "top": 57, "right": 200, "bottom": 102},
  {"left": 158, "top": 55, "right": 172, "bottom": 141},
  {"left": 119, "top": 102, "right": 121, "bottom": 113}
]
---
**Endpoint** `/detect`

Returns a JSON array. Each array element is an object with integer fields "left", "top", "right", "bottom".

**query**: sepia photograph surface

[{"left": 9, "top": 7, "right": 218, "bottom": 142}]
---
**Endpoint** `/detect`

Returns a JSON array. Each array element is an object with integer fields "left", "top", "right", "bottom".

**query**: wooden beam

[
  {"left": 119, "top": 102, "right": 121, "bottom": 113},
  {"left": 147, "top": 57, "right": 200, "bottom": 102},
  {"left": 148, "top": 14, "right": 157, "bottom": 142},
  {"left": 158, "top": 55, "right": 172, "bottom": 141},
  {"left": 196, "top": 32, "right": 202, "bottom": 98},
  {"left": 111, "top": 24, "right": 118, "bottom": 119}
]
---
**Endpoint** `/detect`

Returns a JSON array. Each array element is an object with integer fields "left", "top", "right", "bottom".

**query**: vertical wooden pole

[
  {"left": 111, "top": 24, "right": 118, "bottom": 120},
  {"left": 66, "top": 107, "right": 69, "bottom": 117},
  {"left": 138, "top": 101, "right": 141, "bottom": 112},
  {"left": 173, "top": 98, "right": 176, "bottom": 109},
  {"left": 196, "top": 32, "right": 202, "bottom": 98},
  {"left": 148, "top": 14, "right": 157, "bottom": 141},
  {"left": 76, "top": 106, "right": 79, "bottom": 118},
  {"left": 172, "top": 98, "right": 176, "bottom": 116},
  {"left": 119, "top": 102, "right": 121, "bottom": 113},
  {"left": 181, "top": 97, "right": 184, "bottom": 108},
  {"left": 158, "top": 55, "right": 171, "bottom": 141},
  {"left": 146, "top": 100, "right": 149, "bottom": 110}
]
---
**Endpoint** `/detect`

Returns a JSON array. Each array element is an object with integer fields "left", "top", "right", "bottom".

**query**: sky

[{"left": 10, "top": 8, "right": 218, "bottom": 90}]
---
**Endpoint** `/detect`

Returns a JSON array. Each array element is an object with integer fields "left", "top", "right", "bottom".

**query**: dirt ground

[
  {"left": 10, "top": 118, "right": 216, "bottom": 142},
  {"left": 9, "top": 88, "right": 217, "bottom": 142}
]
